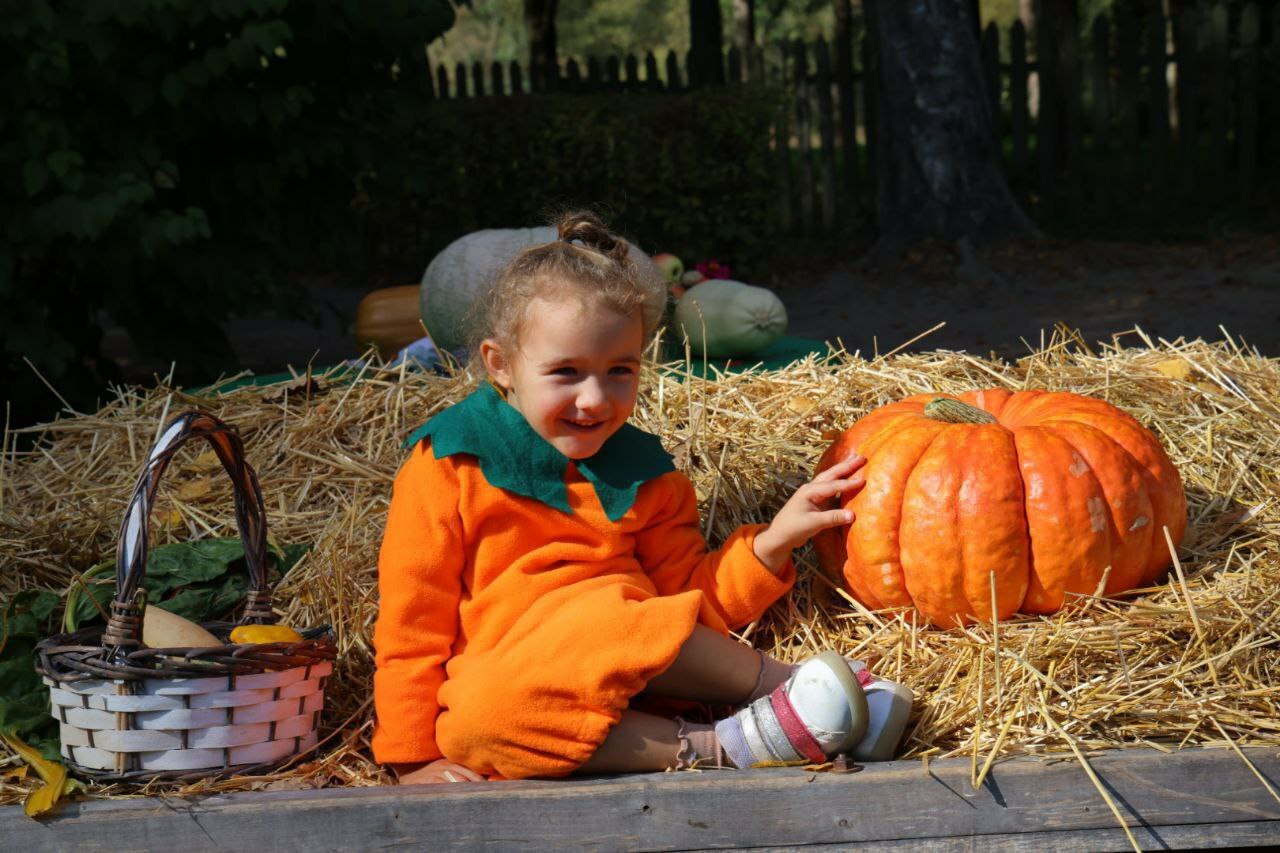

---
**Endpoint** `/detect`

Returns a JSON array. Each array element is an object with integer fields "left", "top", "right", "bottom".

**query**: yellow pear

[{"left": 142, "top": 605, "right": 220, "bottom": 648}]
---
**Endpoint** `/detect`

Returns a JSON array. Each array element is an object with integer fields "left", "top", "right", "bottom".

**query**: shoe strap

[{"left": 767, "top": 684, "right": 828, "bottom": 765}]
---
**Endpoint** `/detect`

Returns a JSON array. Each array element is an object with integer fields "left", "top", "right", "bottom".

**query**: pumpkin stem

[{"left": 923, "top": 397, "right": 997, "bottom": 424}]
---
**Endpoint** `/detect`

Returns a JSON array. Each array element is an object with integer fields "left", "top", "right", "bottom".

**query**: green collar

[{"left": 404, "top": 383, "right": 674, "bottom": 521}]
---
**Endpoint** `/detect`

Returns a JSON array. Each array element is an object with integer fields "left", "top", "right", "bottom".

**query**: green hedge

[
  {"left": 2, "top": 0, "right": 454, "bottom": 426},
  {"left": 365, "top": 85, "right": 787, "bottom": 278}
]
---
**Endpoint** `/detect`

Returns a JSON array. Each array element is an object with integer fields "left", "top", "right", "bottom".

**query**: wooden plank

[
  {"left": 644, "top": 50, "right": 661, "bottom": 92},
  {"left": 982, "top": 21, "right": 1002, "bottom": 136},
  {"left": 1036, "top": 3, "right": 1059, "bottom": 215},
  {"left": 1239, "top": 3, "right": 1261, "bottom": 204},
  {"left": 1147, "top": 13, "right": 1171, "bottom": 205},
  {"left": 1207, "top": 2, "right": 1229, "bottom": 199},
  {"left": 814, "top": 38, "right": 838, "bottom": 233},
  {"left": 470, "top": 60, "right": 484, "bottom": 97},
  {"left": 772, "top": 41, "right": 794, "bottom": 233},
  {"left": 793, "top": 39, "right": 815, "bottom": 233},
  {"left": 605, "top": 55, "right": 621, "bottom": 91},
  {"left": 834, "top": 0, "right": 859, "bottom": 218},
  {"left": 508, "top": 60, "right": 523, "bottom": 96},
  {"left": 1089, "top": 15, "right": 1111, "bottom": 211},
  {"left": 435, "top": 64, "right": 450, "bottom": 100},
  {"left": 586, "top": 55, "right": 602, "bottom": 92},
  {"left": 861, "top": 32, "right": 878, "bottom": 209},
  {"left": 664, "top": 49, "right": 681, "bottom": 90},
  {"left": 624, "top": 53, "right": 640, "bottom": 89},
  {"left": 5, "top": 747, "right": 1278, "bottom": 851},
  {"left": 489, "top": 61, "right": 504, "bottom": 97},
  {"left": 1115, "top": 7, "right": 1140, "bottom": 199},
  {"left": 564, "top": 58, "right": 581, "bottom": 92},
  {"left": 454, "top": 61, "right": 468, "bottom": 98},
  {"left": 1010, "top": 21, "right": 1030, "bottom": 190},
  {"left": 1060, "top": 9, "right": 1084, "bottom": 212},
  {"left": 758, "top": 821, "right": 1280, "bottom": 851},
  {"left": 1176, "top": 6, "right": 1200, "bottom": 198}
]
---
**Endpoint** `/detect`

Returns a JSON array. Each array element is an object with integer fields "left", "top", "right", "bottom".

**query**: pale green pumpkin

[{"left": 672, "top": 279, "right": 788, "bottom": 358}]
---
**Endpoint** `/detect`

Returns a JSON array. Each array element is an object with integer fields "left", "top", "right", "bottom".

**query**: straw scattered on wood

[{"left": 2, "top": 326, "right": 1278, "bottom": 806}]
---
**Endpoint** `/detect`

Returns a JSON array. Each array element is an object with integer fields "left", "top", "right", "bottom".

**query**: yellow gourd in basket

[{"left": 230, "top": 624, "right": 304, "bottom": 644}]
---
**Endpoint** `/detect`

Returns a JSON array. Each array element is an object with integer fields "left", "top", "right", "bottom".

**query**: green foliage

[
  {"left": 0, "top": 590, "right": 62, "bottom": 759},
  {"left": 0, "top": 537, "right": 311, "bottom": 757},
  {"left": 2, "top": 1, "right": 455, "bottom": 426},
  {"left": 368, "top": 85, "right": 785, "bottom": 277}
]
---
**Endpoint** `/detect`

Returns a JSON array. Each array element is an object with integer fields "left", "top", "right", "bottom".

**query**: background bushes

[
  {"left": 4, "top": 0, "right": 783, "bottom": 428},
  {"left": 365, "top": 84, "right": 786, "bottom": 276}
]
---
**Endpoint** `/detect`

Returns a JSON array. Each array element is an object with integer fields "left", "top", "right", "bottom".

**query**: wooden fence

[{"left": 424, "top": 2, "right": 1278, "bottom": 234}]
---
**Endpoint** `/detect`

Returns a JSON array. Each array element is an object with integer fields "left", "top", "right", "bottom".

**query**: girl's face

[{"left": 481, "top": 295, "right": 644, "bottom": 460}]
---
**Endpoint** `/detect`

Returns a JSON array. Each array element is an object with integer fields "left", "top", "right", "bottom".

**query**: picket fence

[{"left": 424, "top": 2, "right": 1278, "bottom": 234}]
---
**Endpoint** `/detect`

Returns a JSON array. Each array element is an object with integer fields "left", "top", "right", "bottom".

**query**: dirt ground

[
  {"left": 104, "top": 234, "right": 1280, "bottom": 379},
  {"left": 775, "top": 234, "right": 1280, "bottom": 361}
]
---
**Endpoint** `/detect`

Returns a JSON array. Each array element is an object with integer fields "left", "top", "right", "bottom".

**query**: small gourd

[
  {"left": 230, "top": 624, "right": 304, "bottom": 644},
  {"left": 672, "top": 279, "right": 788, "bottom": 358},
  {"left": 142, "top": 605, "right": 220, "bottom": 649},
  {"left": 354, "top": 285, "right": 425, "bottom": 359}
]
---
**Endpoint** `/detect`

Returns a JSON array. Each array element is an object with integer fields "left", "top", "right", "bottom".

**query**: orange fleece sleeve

[
  {"left": 371, "top": 444, "right": 465, "bottom": 764},
  {"left": 634, "top": 472, "right": 795, "bottom": 630}
]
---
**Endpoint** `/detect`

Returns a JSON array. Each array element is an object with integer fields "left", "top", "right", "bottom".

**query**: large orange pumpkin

[{"left": 813, "top": 389, "right": 1187, "bottom": 626}]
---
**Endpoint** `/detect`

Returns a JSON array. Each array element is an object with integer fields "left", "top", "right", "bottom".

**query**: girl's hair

[{"left": 467, "top": 211, "right": 666, "bottom": 354}]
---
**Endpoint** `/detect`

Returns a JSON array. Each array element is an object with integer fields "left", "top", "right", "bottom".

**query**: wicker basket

[{"left": 34, "top": 411, "right": 338, "bottom": 783}]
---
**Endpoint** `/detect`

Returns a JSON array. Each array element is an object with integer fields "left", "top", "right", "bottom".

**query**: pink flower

[{"left": 695, "top": 259, "right": 731, "bottom": 280}]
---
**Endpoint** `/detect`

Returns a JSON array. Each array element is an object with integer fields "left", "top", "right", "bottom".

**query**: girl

[{"left": 373, "top": 212, "right": 910, "bottom": 784}]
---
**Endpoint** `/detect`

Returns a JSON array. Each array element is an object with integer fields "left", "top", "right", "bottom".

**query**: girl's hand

[
  {"left": 753, "top": 454, "right": 867, "bottom": 573},
  {"left": 394, "top": 759, "right": 486, "bottom": 785}
]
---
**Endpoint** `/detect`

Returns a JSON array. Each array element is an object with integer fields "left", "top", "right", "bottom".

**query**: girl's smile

[{"left": 481, "top": 294, "right": 645, "bottom": 460}]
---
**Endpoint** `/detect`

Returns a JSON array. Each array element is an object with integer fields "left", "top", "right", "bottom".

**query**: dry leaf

[
  {"left": 0, "top": 733, "right": 77, "bottom": 818},
  {"left": 261, "top": 375, "right": 329, "bottom": 403},
  {"left": 176, "top": 478, "right": 212, "bottom": 500},
  {"left": 1153, "top": 358, "right": 1193, "bottom": 381},
  {"left": 1, "top": 766, "right": 29, "bottom": 783},
  {"left": 787, "top": 396, "right": 818, "bottom": 415}
]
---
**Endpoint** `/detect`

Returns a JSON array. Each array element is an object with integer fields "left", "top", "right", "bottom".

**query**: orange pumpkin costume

[{"left": 372, "top": 384, "right": 794, "bottom": 779}]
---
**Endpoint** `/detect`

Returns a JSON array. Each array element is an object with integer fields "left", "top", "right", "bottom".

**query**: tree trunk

[
  {"left": 733, "top": 0, "right": 755, "bottom": 51},
  {"left": 524, "top": 0, "right": 559, "bottom": 90},
  {"left": 870, "top": 0, "right": 1036, "bottom": 253},
  {"left": 688, "top": 0, "right": 724, "bottom": 87}
]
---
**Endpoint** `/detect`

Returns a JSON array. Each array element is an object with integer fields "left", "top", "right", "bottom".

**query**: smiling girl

[{"left": 372, "top": 212, "right": 911, "bottom": 785}]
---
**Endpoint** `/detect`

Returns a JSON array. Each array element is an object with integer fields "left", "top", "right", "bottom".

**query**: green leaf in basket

[{"left": 68, "top": 538, "right": 311, "bottom": 628}]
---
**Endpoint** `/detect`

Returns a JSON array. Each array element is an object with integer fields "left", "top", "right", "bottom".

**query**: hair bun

[{"left": 556, "top": 211, "right": 629, "bottom": 264}]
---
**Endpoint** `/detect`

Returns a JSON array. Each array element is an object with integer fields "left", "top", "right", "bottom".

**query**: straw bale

[{"left": 2, "top": 328, "right": 1278, "bottom": 803}]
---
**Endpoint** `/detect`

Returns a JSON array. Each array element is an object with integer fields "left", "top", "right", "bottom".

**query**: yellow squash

[{"left": 229, "top": 624, "right": 303, "bottom": 644}]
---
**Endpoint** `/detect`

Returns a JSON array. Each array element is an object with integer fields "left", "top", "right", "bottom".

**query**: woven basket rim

[{"left": 36, "top": 621, "right": 337, "bottom": 682}]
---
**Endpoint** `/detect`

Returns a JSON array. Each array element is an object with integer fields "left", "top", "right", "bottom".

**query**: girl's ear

[{"left": 478, "top": 338, "right": 513, "bottom": 391}]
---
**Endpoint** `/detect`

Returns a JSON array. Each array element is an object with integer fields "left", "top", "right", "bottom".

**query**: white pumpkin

[
  {"left": 672, "top": 279, "right": 788, "bottom": 358},
  {"left": 419, "top": 227, "right": 663, "bottom": 352}
]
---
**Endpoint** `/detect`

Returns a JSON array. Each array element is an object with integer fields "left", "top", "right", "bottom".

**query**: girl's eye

[
  {"left": 609, "top": 366, "right": 635, "bottom": 376},
  {"left": 551, "top": 366, "right": 577, "bottom": 376}
]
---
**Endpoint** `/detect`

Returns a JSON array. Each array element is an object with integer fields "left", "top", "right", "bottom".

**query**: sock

[
  {"left": 743, "top": 651, "right": 797, "bottom": 703},
  {"left": 675, "top": 719, "right": 730, "bottom": 768}
]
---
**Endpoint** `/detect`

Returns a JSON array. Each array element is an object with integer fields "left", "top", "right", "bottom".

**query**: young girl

[{"left": 373, "top": 212, "right": 910, "bottom": 784}]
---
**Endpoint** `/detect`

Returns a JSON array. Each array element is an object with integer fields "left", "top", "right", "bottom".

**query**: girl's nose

[{"left": 577, "top": 377, "right": 609, "bottom": 413}]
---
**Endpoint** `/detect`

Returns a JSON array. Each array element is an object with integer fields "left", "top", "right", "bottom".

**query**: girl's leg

[
  {"left": 574, "top": 710, "right": 682, "bottom": 774},
  {"left": 643, "top": 624, "right": 792, "bottom": 704}
]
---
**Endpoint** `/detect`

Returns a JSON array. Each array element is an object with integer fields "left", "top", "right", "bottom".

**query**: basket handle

[{"left": 103, "top": 411, "right": 274, "bottom": 654}]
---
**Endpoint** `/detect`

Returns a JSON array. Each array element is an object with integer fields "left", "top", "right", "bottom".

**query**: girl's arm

[
  {"left": 633, "top": 472, "right": 793, "bottom": 629},
  {"left": 371, "top": 445, "right": 466, "bottom": 767},
  {"left": 634, "top": 457, "right": 866, "bottom": 629}
]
